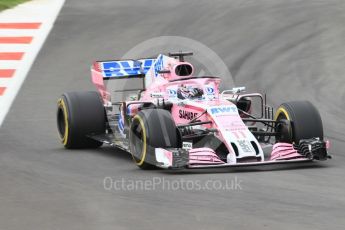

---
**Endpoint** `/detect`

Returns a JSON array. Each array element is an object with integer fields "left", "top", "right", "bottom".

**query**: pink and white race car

[{"left": 56, "top": 52, "right": 330, "bottom": 169}]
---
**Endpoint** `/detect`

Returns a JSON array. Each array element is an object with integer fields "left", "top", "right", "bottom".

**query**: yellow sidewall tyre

[
  {"left": 275, "top": 101, "right": 323, "bottom": 144},
  {"left": 56, "top": 91, "right": 105, "bottom": 149},
  {"left": 129, "top": 109, "right": 180, "bottom": 169}
]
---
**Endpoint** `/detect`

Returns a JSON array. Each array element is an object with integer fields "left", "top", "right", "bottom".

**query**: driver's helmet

[{"left": 177, "top": 84, "right": 204, "bottom": 100}]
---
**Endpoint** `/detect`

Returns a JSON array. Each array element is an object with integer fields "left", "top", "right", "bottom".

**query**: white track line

[
  {"left": 0, "top": 29, "right": 37, "bottom": 36},
  {"left": 0, "top": 60, "right": 21, "bottom": 69},
  {"left": 0, "top": 0, "right": 65, "bottom": 126},
  {"left": 0, "top": 44, "right": 31, "bottom": 52}
]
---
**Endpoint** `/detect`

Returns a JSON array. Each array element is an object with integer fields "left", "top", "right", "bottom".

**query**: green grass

[{"left": 0, "top": 0, "right": 30, "bottom": 11}]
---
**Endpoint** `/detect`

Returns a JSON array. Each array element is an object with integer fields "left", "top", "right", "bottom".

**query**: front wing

[{"left": 154, "top": 138, "right": 330, "bottom": 169}]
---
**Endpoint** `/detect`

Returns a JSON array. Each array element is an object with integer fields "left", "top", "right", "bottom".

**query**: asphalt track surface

[{"left": 1, "top": 0, "right": 345, "bottom": 229}]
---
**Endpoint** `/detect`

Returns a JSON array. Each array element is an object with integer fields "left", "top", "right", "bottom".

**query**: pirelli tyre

[
  {"left": 129, "top": 109, "right": 180, "bottom": 169},
  {"left": 275, "top": 101, "right": 323, "bottom": 144},
  {"left": 57, "top": 91, "right": 106, "bottom": 149}
]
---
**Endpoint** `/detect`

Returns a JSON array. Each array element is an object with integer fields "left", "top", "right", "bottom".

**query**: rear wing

[
  {"left": 92, "top": 58, "right": 155, "bottom": 79},
  {"left": 91, "top": 54, "right": 186, "bottom": 103},
  {"left": 91, "top": 58, "right": 156, "bottom": 103}
]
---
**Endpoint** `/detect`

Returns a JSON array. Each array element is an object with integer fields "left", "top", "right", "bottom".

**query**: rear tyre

[
  {"left": 275, "top": 101, "right": 323, "bottom": 144},
  {"left": 57, "top": 91, "right": 106, "bottom": 149},
  {"left": 129, "top": 109, "right": 180, "bottom": 169}
]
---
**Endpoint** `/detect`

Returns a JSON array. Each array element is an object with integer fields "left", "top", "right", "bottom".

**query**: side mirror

[
  {"left": 230, "top": 86, "right": 246, "bottom": 93},
  {"left": 220, "top": 86, "right": 246, "bottom": 97}
]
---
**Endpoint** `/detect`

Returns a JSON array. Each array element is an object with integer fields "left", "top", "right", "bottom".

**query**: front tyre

[
  {"left": 129, "top": 109, "right": 180, "bottom": 169},
  {"left": 57, "top": 91, "right": 106, "bottom": 149},
  {"left": 275, "top": 101, "right": 323, "bottom": 144}
]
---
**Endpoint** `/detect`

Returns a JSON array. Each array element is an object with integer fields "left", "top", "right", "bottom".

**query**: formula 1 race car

[{"left": 56, "top": 52, "right": 330, "bottom": 169}]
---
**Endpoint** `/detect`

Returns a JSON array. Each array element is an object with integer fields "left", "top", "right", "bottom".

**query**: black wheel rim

[{"left": 57, "top": 107, "right": 66, "bottom": 138}]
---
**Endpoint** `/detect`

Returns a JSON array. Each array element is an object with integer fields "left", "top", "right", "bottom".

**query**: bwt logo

[
  {"left": 167, "top": 89, "right": 177, "bottom": 97},
  {"left": 210, "top": 106, "right": 237, "bottom": 114},
  {"left": 205, "top": 87, "right": 214, "bottom": 94},
  {"left": 102, "top": 59, "right": 153, "bottom": 77}
]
